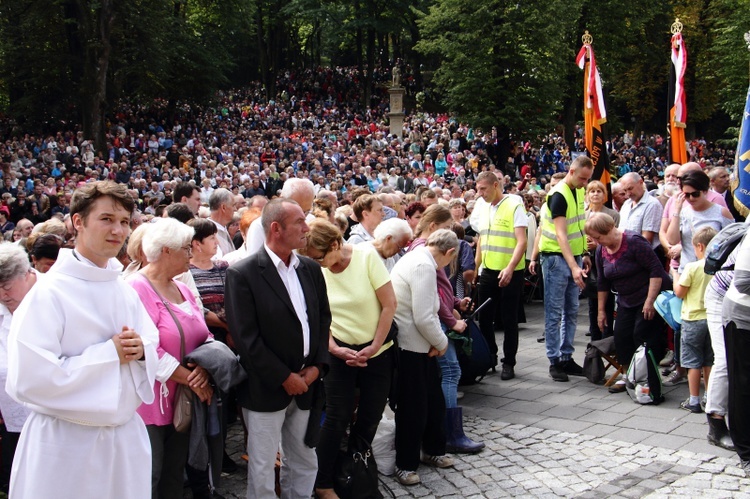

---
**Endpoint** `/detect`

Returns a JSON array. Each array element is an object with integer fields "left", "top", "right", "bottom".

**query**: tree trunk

[
  {"left": 255, "top": 0, "right": 270, "bottom": 98},
  {"left": 71, "top": 0, "right": 114, "bottom": 155},
  {"left": 363, "top": 27, "right": 375, "bottom": 109}
]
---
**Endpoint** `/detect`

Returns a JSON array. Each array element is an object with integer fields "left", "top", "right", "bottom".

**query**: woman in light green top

[{"left": 300, "top": 218, "right": 397, "bottom": 499}]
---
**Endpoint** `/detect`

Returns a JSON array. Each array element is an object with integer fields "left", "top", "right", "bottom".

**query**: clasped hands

[
  {"left": 112, "top": 326, "right": 144, "bottom": 364},
  {"left": 282, "top": 366, "right": 320, "bottom": 396}
]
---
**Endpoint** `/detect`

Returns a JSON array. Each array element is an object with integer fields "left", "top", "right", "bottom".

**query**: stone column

[{"left": 389, "top": 86, "right": 406, "bottom": 139}]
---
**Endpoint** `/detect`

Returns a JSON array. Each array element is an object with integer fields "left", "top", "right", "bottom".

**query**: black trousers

[
  {"left": 725, "top": 322, "right": 750, "bottom": 461},
  {"left": 588, "top": 291, "right": 615, "bottom": 340},
  {"left": 147, "top": 423, "right": 189, "bottom": 499},
  {"left": 395, "top": 350, "right": 446, "bottom": 471},
  {"left": 613, "top": 302, "right": 665, "bottom": 369},
  {"left": 478, "top": 269, "right": 524, "bottom": 366},
  {"left": 315, "top": 347, "right": 394, "bottom": 489},
  {"left": 0, "top": 424, "right": 19, "bottom": 493}
]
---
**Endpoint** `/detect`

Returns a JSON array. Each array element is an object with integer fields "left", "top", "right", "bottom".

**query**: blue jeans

[
  {"left": 541, "top": 253, "right": 581, "bottom": 364},
  {"left": 437, "top": 337, "right": 460, "bottom": 408}
]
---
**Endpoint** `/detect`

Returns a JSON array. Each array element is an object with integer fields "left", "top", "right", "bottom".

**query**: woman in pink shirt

[{"left": 128, "top": 218, "right": 213, "bottom": 499}]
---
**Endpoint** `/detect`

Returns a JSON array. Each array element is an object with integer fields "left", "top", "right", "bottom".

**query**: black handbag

[{"left": 334, "top": 434, "right": 382, "bottom": 499}]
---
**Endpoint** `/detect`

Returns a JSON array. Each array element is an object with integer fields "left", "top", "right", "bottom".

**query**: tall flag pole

[
  {"left": 576, "top": 31, "right": 610, "bottom": 200},
  {"left": 730, "top": 31, "right": 750, "bottom": 218},
  {"left": 670, "top": 18, "right": 688, "bottom": 164}
]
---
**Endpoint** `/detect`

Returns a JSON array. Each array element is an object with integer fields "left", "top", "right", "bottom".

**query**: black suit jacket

[
  {"left": 725, "top": 189, "right": 746, "bottom": 223},
  {"left": 225, "top": 247, "right": 331, "bottom": 412},
  {"left": 397, "top": 176, "right": 414, "bottom": 194}
]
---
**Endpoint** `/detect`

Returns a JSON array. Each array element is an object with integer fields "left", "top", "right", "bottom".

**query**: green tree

[{"left": 416, "top": 0, "right": 583, "bottom": 160}]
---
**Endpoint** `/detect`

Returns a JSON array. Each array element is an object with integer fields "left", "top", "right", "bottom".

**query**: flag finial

[
  {"left": 582, "top": 30, "right": 593, "bottom": 45},
  {"left": 671, "top": 18, "right": 683, "bottom": 35}
]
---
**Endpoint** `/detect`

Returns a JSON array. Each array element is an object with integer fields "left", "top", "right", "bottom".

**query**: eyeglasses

[
  {"left": 309, "top": 249, "right": 329, "bottom": 262},
  {"left": 181, "top": 245, "right": 193, "bottom": 254},
  {"left": 682, "top": 190, "right": 702, "bottom": 199}
]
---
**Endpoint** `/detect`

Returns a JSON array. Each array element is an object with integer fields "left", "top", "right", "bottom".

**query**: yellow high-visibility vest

[
  {"left": 480, "top": 195, "right": 526, "bottom": 271},
  {"left": 539, "top": 181, "right": 586, "bottom": 256}
]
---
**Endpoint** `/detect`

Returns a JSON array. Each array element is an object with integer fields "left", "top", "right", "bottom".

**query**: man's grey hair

[
  {"left": 708, "top": 166, "right": 729, "bottom": 181},
  {"left": 208, "top": 188, "right": 234, "bottom": 211},
  {"left": 373, "top": 218, "right": 412, "bottom": 241},
  {"left": 621, "top": 172, "right": 642, "bottom": 184},
  {"left": 426, "top": 228, "right": 459, "bottom": 254},
  {"left": 0, "top": 242, "right": 31, "bottom": 285},
  {"left": 281, "top": 178, "right": 314, "bottom": 200}
]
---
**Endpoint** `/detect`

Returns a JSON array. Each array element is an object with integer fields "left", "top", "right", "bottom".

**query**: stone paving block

[
  {"left": 699, "top": 461, "right": 728, "bottom": 474},
  {"left": 501, "top": 388, "right": 551, "bottom": 402},
  {"left": 539, "top": 404, "right": 593, "bottom": 420},
  {"left": 629, "top": 404, "right": 691, "bottom": 422},
  {"left": 536, "top": 392, "right": 590, "bottom": 406},
  {"left": 593, "top": 483, "right": 624, "bottom": 495},
  {"left": 471, "top": 395, "right": 515, "bottom": 409},
  {"left": 578, "top": 422, "right": 617, "bottom": 438},
  {"left": 680, "top": 439, "right": 736, "bottom": 458},
  {"left": 577, "top": 397, "right": 622, "bottom": 411},
  {"left": 712, "top": 475, "right": 740, "bottom": 491},
  {"left": 533, "top": 417, "right": 594, "bottom": 434},
  {"left": 638, "top": 478, "right": 667, "bottom": 490},
  {"left": 668, "top": 420, "right": 709, "bottom": 438},
  {"left": 493, "top": 410, "right": 546, "bottom": 426},
  {"left": 605, "top": 400, "right": 643, "bottom": 415},
  {"left": 642, "top": 433, "right": 693, "bottom": 451},
  {"left": 620, "top": 485, "right": 650, "bottom": 498},
  {"left": 617, "top": 415, "right": 682, "bottom": 434},
  {"left": 605, "top": 427, "right": 654, "bottom": 444},
  {"left": 579, "top": 409, "right": 633, "bottom": 426},
  {"left": 505, "top": 399, "right": 556, "bottom": 415},
  {"left": 569, "top": 481, "right": 592, "bottom": 492}
]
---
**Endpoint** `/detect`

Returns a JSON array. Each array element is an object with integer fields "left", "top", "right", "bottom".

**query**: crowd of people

[{"left": 0, "top": 66, "right": 749, "bottom": 498}]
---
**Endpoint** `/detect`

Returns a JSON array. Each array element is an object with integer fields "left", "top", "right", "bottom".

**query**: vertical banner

[
  {"left": 731, "top": 85, "right": 750, "bottom": 218},
  {"left": 670, "top": 21, "right": 688, "bottom": 164},
  {"left": 576, "top": 31, "right": 610, "bottom": 196}
]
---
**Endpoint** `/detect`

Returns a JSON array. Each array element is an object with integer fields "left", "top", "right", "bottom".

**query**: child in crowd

[{"left": 673, "top": 226, "right": 718, "bottom": 413}]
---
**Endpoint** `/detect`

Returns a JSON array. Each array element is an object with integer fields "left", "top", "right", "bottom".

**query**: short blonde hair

[
  {"left": 300, "top": 218, "right": 343, "bottom": 257},
  {"left": 127, "top": 223, "right": 152, "bottom": 263},
  {"left": 586, "top": 180, "right": 606, "bottom": 194},
  {"left": 693, "top": 226, "right": 717, "bottom": 247}
]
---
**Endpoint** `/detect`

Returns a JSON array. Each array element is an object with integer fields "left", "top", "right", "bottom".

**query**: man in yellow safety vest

[
  {"left": 474, "top": 172, "right": 528, "bottom": 380},
  {"left": 535, "top": 155, "right": 593, "bottom": 382}
]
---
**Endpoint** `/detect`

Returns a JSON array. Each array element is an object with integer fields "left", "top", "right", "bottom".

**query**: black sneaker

[
  {"left": 500, "top": 364, "right": 515, "bottom": 380},
  {"left": 549, "top": 363, "right": 569, "bottom": 382},
  {"left": 536, "top": 335, "right": 545, "bottom": 343},
  {"left": 563, "top": 359, "right": 584, "bottom": 376},
  {"left": 222, "top": 453, "right": 239, "bottom": 474}
]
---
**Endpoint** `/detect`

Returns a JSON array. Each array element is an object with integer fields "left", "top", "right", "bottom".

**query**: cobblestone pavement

[{"left": 200, "top": 301, "right": 749, "bottom": 498}]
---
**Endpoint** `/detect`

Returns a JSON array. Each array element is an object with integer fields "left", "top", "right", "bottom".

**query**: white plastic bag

[{"left": 371, "top": 414, "right": 396, "bottom": 476}]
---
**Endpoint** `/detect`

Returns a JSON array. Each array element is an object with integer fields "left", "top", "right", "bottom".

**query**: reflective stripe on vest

[
  {"left": 539, "top": 182, "right": 586, "bottom": 255},
  {"left": 480, "top": 195, "right": 526, "bottom": 271}
]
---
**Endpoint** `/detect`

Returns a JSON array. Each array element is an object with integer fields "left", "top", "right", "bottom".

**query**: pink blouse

[{"left": 130, "top": 274, "right": 212, "bottom": 426}]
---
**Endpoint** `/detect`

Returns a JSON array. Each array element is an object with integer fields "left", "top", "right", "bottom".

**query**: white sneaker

[
  {"left": 663, "top": 370, "right": 687, "bottom": 386},
  {"left": 659, "top": 350, "right": 675, "bottom": 367},
  {"left": 457, "top": 391, "right": 465, "bottom": 400},
  {"left": 420, "top": 453, "right": 454, "bottom": 468},
  {"left": 395, "top": 467, "right": 420, "bottom": 485}
]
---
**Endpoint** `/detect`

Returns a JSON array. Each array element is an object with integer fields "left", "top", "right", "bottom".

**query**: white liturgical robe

[{"left": 5, "top": 249, "right": 159, "bottom": 499}]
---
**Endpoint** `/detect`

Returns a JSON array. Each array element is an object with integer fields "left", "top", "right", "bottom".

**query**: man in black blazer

[
  {"left": 710, "top": 166, "right": 746, "bottom": 222},
  {"left": 225, "top": 198, "right": 331, "bottom": 499}
]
